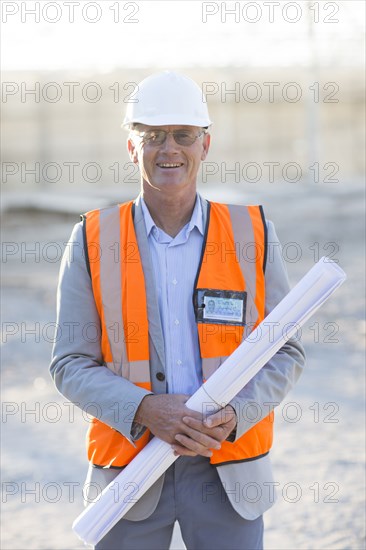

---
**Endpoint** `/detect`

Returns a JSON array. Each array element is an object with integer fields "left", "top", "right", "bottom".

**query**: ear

[
  {"left": 127, "top": 138, "right": 138, "bottom": 163},
  {"left": 201, "top": 133, "right": 211, "bottom": 161}
]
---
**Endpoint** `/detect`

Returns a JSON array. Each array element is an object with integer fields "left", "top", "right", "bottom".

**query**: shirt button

[
  {"left": 174, "top": 319, "right": 180, "bottom": 325},
  {"left": 176, "top": 360, "right": 182, "bottom": 365},
  {"left": 172, "top": 278, "right": 178, "bottom": 285},
  {"left": 156, "top": 372, "right": 165, "bottom": 382}
]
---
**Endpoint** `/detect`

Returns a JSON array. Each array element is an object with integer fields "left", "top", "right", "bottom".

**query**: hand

[
  {"left": 134, "top": 394, "right": 231, "bottom": 458},
  {"left": 174, "top": 405, "right": 237, "bottom": 457}
]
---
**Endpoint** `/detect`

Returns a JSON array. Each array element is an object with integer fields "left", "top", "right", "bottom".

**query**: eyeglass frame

[{"left": 130, "top": 127, "right": 208, "bottom": 147}]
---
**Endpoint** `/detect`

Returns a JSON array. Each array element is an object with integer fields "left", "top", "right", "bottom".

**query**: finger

[
  {"left": 182, "top": 416, "right": 207, "bottom": 431},
  {"left": 171, "top": 444, "right": 198, "bottom": 457},
  {"left": 175, "top": 439, "right": 213, "bottom": 458},
  {"left": 183, "top": 416, "right": 230, "bottom": 442},
  {"left": 182, "top": 415, "right": 221, "bottom": 434},
  {"left": 180, "top": 422, "right": 222, "bottom": 448},
  {"left": 175, "top": 433, "right": 218, "bottom": 457},
  {"left": 182, "top": 407, "right": 204, "bottom": 421}
]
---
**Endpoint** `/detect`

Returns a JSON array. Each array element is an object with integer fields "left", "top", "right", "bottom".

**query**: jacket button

[{"left": 156, "top": 372, "right": 165, "bottom": 381}]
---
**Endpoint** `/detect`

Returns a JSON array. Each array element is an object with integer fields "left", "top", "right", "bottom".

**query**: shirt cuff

[
  {"left": 130, "top": 422, "right": 148, "bottom": 441},
  {"left": 225, "top": 426, "right": 237, "bottom": 442}
]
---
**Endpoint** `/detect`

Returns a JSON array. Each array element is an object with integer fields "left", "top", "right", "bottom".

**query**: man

[{"left": 50, "top": 71, "right": 305, "bottom": 550}]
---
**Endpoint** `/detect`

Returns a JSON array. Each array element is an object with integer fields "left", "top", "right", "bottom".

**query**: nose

[{"left": 159, "top": 132, "right": 179, "bottom": 152}]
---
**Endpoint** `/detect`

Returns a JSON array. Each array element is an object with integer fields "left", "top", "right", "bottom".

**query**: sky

[{"left": 1, "top": 0, "right": 365, "bottom": 71}]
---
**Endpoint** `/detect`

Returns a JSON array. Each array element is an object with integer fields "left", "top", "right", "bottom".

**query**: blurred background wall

[
  {"left": 2, "top": 66, "right": 365, "bottom": 198},
  {"left": 1, "top": 0, "right": 365, "bottom": 205}
]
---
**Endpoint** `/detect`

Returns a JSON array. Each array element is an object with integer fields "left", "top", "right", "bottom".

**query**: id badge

[{"left": 194, "top": 289, "right": 247, "bottom": 326}]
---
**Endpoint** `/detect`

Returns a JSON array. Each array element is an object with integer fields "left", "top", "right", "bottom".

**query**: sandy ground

[{"left": 1, "top": 182, "right": 365, "bottom": 549}]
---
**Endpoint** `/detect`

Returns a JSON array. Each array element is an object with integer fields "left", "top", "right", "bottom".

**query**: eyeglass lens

[{"left": 140, "top": 130, "right": 202, "bottom": 146}]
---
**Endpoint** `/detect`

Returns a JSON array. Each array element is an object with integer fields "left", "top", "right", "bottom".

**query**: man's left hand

[{"left": 172, "top": 405, "right": 237, "bottom": 457}]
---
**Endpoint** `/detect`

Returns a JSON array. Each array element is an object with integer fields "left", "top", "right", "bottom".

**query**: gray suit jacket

[{"left": 50, "top": 195, "right": 305, "bottom": 521}]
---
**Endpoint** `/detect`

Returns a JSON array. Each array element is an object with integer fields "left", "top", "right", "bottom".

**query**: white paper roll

[{"left": 73, "top": 258, "right": 346, "bottom": 545}]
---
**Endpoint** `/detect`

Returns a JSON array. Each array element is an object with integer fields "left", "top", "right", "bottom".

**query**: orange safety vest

[{"left": 83, "top": 199, "right": 273, "bottom": 468}]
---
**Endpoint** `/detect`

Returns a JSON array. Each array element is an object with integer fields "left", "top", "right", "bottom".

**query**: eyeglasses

[{"left": 133, "top": 128, "right": 207, "bottom": 147}]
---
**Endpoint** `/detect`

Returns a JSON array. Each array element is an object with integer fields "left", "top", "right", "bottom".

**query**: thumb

[
  {"left": 204, "top": 410, "right": 222, "bottom": 428},
  {"left": 205, "top": 406, "right": 236, "bottom": 427}
]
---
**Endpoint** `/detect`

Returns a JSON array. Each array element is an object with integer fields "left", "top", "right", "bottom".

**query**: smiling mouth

[{"left": 156, "top": 163, "right": 184, "bottom": 169}]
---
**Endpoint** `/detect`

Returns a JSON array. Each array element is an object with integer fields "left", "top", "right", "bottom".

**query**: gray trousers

[{"left": 95, "top": 455, "right": 263, "bottom": 550}]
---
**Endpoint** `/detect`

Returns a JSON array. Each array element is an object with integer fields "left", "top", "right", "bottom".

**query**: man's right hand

[{"left": 134, "top": 394, "right": 221, "bottom": 458}]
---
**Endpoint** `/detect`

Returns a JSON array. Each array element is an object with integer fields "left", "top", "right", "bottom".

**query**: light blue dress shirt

[{"left": 140, "top": 195, "right": 204, "bottom": 395}]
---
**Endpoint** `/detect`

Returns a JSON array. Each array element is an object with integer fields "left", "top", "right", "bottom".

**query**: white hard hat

[{"left": 122, "top": 71, "right": 212, "bottom": 128}]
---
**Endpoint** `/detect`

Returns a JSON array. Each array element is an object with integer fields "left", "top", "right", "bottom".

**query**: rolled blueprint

[{"left": 73, "top": 257, "right": 346, "bottom": 545}]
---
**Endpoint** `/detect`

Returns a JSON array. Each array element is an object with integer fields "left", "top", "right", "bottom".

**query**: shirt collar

[{"left": 139, "top": 193, "right": 204, "bottom": 240}]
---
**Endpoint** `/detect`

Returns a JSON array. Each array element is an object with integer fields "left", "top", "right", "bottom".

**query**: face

[
  {"left": 207, "top": 300, "right": 215, "bottom": 313},
  {"left": 127, "top": 124, "right": 210, "bottom": 194}
]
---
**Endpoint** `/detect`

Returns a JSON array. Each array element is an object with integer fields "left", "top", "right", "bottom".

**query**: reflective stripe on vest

[
  {"left": 83, "top": 199, "right": 272, "bottom": 468},
  {"left": 84, "top": 203, "right": 151, "bottom": 468},
  {"left": 198, "top": 202, "right": 272, "bottom": 465}
]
